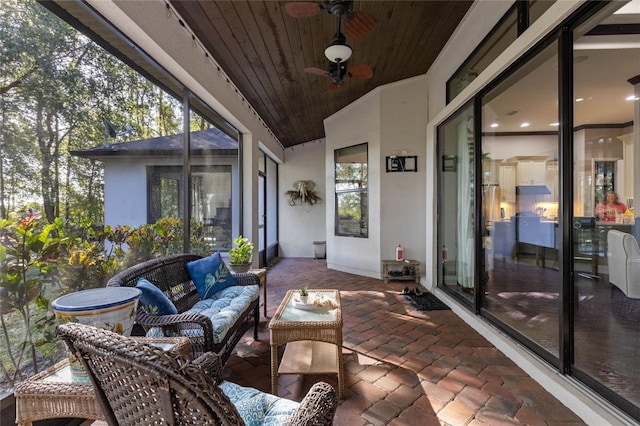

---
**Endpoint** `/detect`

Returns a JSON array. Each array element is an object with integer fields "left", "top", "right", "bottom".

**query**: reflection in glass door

[
  {"left": 438, "top": 103, "right": 475, "bottom": 303},
  {"left": 480, "top": 41, "right": 560, "bottom": 359},
  {"left": 572, "top": 3, "right": 640, "bottom": 413}
]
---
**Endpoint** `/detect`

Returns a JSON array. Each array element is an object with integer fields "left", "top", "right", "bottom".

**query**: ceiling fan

[
  {"left": 305, "top": 61, "right": 373, "bottom": 92},
  {"left": 291, "top": 1, "right": 375, "bottom": 90},
  {"left": 284, "top": 0, "right": 377, "bottom": 40}
]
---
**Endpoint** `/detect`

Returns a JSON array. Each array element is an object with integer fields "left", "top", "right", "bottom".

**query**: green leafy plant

[
  {"left": 299, "top": 285, "right": 309, "bottom": 297},
  {"left": 228, "top": 236, "right": 254, "bottom": 265},
  {"left": 0, "top": 210, "right": 61, "bottom": 385}
]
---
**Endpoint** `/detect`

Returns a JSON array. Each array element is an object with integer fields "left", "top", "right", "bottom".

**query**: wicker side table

[
  {"left": 269, "top": 289, "right": 343, "bottom": 399},
  {"left": 14, "top": 336, "right": 190, "bottom": 426}
]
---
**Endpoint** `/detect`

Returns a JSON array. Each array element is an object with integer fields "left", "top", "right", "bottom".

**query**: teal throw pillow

[
  {"left": 135, "top": 278, "right": 178, "bottom": 316},
  {"left": 186, "top": 253, "right": 238, "bottom": 299}
]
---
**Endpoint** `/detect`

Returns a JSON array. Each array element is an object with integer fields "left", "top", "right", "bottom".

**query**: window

[
  {"left": 447, "top": 1, "right": 556, "bottom": 103},
  {"left": 149, "top": 165, "right": 233, "bottom": 251},
  {"left": 335, "top": 143, "right": 368, "bottom": 238},
  {"left": 0, "top": 0, "right": 241, "bottom": 394}
]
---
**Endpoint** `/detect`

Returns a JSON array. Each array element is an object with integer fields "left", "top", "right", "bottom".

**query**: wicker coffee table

[
  {"left": 269, "top": 289, "right": 344, "bottom": 399},
  {"left": 14, "top": 336, "right": 190, "bottom": 426}
]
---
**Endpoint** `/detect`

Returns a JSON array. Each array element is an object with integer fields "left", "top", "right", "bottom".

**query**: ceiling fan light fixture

[{"left": 325, "top": 43, "right": 352, "bottom": 63}]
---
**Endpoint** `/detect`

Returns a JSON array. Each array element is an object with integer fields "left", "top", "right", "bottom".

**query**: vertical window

[
  {"left": 438, "top": 103, "right": 475, "bottom": 302},
  {"left": 335, "top": 143, "right": 368, "bottom": 237}
]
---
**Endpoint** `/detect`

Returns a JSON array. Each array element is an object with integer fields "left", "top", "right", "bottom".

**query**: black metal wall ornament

[{"left": 386, "top": 155, "right": 417, "bottom": 172}]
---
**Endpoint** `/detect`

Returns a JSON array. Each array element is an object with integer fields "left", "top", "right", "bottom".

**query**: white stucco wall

[
  {"left": 278, "top": 140, "right": 327, "bottom": 257},
  {"left": 379, "top": 76, "right": 428, "bottom": 279},
  {"left": 321, "top": 75, "right": 428, "bottom": 279},
  {"left": 324, "top": 91, "right": 381, "bottom": 278},
  {"left": 104, "top": 161, "right": 148, "bottom": 227}
]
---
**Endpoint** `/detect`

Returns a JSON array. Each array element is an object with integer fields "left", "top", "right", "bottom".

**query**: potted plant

[
  {"left": 228, "top": 235, "right": 254, "bottom": 273},
  {"left": 299, "top": 285, "right": 309, "bottom": 304}
]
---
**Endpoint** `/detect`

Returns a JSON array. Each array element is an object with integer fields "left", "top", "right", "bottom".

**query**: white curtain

[{"left": 456, "top": 118, "right": 474, "bottom": 288}]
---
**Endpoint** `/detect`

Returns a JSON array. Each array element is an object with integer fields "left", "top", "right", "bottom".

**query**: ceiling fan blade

[
  {"left": 285, "top": 2, "right": 321, "bottom": 18},
  {"left": 304, "top": 66, "right": 329, "bottom": 76},
  {"left": 348, "top": 63, "right": 373, "bottom": 79},
  {"left": 344, "top": 11, "right": 377, "bottom": 39}
]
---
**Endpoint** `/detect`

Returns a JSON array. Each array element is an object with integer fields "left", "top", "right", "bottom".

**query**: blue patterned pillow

[
  {"left": 186, "top": 253, "right": 238, "bottom": 299},
  {"left": 135, "top": 278, "right": 178, "bottom": 316}
]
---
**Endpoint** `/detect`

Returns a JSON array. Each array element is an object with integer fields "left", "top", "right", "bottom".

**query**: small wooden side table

[
  {"left": 14, "top": 336, "right": 190, "bottom": 426},
  {"left": 381, "top": 259, "right": 420, "bottom": 283}
]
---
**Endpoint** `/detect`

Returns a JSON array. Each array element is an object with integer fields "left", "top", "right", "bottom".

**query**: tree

[{"left": 0, "top": 0, "right": 185, "bottom": 223}]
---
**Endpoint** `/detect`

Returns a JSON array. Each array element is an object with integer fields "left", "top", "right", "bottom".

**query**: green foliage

[
  {"left": 299, "top": 285, "right": 309, "bottom": 297},
  {"left": 0, "top": 211, "right": 210, "bottom": 391},
  {"left": 228, "top": 235, "right": 254, "bottom": 265},
  {"left": 0, "top": 0, "right": 219, "bottom": 391}
]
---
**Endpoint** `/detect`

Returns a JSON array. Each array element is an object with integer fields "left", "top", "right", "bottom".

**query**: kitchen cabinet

[
  {"left": 499, "top": 164, "right": 516, "bottom": 202},
  {"left": 517, "top": 160, "right": 546, "bottom": 185}
]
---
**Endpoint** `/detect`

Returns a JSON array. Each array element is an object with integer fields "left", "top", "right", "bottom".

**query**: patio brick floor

[{"left": 224, "top": 258, "right": 585, "bottom": 425}]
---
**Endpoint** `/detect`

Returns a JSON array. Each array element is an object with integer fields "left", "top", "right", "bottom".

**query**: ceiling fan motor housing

[{"left": 327, "top": 0, "right": 351, "bottom": 17}]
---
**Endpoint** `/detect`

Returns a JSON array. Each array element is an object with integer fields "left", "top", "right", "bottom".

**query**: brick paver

[{"left": 226, "top": 258, "right": 586, "bottom": 425}]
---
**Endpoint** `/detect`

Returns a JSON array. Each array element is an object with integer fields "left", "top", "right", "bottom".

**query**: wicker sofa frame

[
  {"left": 106, "top": 253, "right": 259, "bottom": 363},
  {"left": 58, "top": 323, "right": 338, "bottom": 426}
]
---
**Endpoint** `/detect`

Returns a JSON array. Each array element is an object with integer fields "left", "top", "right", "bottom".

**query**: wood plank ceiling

[{"left": 169, "top": 1, "right": 473, "bottom": 148}]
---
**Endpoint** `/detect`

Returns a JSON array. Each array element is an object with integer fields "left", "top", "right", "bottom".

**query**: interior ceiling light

[
  {"left": 520, "top": 122, "right": 530, "bottom": 128},
  {"left": 324, "top": 32, "right": 352, "bottom": 63},
  {"left": 550, "top": 122, "right": 560, "bottom": 127},
  {"left": 490, "top": 123, "right": 499, "bottom": 128},
  {"left": 626, "top": 95, "right": 640, "bottom": 101},
  {"left": 576, "top": 98, "right": 584, "bottom": 102}
]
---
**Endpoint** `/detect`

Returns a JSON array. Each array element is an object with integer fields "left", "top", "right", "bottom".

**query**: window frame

[{"left": 334, "top": 143, "right": 369, "bottom": 238}]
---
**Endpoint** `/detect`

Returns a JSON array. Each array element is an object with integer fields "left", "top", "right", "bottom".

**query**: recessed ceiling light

[
  {"left": 520, "top": 122, "right": 530, "bottom": 128},
  {"left": 626, "top": 95, "right": 640, "bottom": 101},
  {"left": 490, "top": 123, "right": 499, "bottom": 128},
  {"left": 575, "top": 98, "right": 584, "bottom": 102},
  {"left": 549, "top": 122, "right": 559, "bottom": 127}
]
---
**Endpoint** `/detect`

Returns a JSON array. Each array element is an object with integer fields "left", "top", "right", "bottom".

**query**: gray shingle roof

[{"left": 71, "top": 128, "right": 238, "bottom": 160}]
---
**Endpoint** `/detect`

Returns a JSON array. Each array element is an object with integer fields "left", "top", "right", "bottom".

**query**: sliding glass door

[
  {"left": 571, "top": 3, "right": 640, "bottom": 414},
  {"left": 438, "top": 103, "right": 475, "bottom": 303}
]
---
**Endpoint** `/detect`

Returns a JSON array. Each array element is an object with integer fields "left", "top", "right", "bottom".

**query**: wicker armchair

[
  {"left": 107, "top": 254, "right": 260, "bottom": 362},
  {"left": 57, "top": 323, "right": 338, "bottom": 426}
]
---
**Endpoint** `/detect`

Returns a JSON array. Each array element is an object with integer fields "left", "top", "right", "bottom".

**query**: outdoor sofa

[{"left": 107, "top": 253, "right": 260, "bottom": 363}]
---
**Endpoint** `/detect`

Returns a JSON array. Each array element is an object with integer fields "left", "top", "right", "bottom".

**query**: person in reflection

[{"left": 595, "top": 191, "right": 627, "bottom": 222}]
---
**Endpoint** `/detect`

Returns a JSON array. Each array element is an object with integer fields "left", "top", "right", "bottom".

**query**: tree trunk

[{"left": 36, "top": 100, "right": 55, "bottom": 222}]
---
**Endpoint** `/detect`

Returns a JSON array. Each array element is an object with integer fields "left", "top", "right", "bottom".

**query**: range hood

[{"left": 516, "top": 185, "right": 551, "bottom": 195}]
